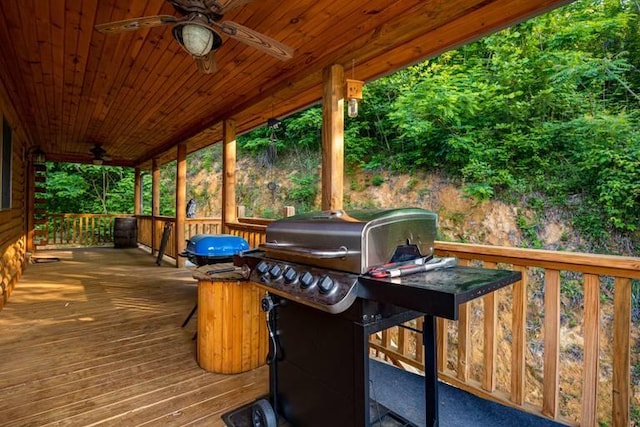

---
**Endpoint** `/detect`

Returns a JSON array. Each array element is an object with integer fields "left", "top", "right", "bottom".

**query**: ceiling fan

[
  {"left": 95, "top": 0, "right": 294, "bottom": 73},
  {"left": 90, "top": 144, "right": 111, "bottom": 165}
]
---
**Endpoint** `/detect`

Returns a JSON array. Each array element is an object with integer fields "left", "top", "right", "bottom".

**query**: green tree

[{"left": 44, "top": 163, "right": 135, "bottom": 214}]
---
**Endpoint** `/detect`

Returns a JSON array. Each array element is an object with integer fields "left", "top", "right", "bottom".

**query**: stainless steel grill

[{"left": 233, "top": 208, "right": 521, "bottom": 427}]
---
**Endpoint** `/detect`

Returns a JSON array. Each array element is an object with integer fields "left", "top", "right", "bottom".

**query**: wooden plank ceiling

[{"left": 0, "top": 0, "right": 572, "bottom": 169}]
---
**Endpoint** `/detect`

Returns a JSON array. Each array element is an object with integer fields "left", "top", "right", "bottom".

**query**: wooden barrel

[
  {"left": 197, "top": 275, "right": 268, "bottom": 374},
  {"left": 113, "top": 217, "right": 138, "bottom": 248}
]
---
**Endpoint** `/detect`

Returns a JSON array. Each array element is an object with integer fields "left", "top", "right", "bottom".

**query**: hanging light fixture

[
  {"left": 346, "top": 78, "right": 363, "bottom": 118},
  {"left": 31, "top": 146, "right": 46, "bottom": 164},
  {"left": 181, "top": 24, "right": 214, "bottom": 56},
  {"left": 345, "top": 60, "right": 364, "bottom": 118},
  {"left": 172, "top": 16, "right": 222, "bottom": 58}
]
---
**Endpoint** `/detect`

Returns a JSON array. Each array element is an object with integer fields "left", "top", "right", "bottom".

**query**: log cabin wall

[{"left": 0, "top": 92, "right": 29, "bottom": 311}]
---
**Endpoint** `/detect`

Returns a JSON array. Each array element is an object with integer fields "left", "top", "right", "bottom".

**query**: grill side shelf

[{"left": 357, "top": 266, "right": 522, "bottom": 320}]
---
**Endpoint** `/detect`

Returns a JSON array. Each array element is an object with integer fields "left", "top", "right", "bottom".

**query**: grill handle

[{"left": 260, "top": 242, "right": 360, "bottom": 259}]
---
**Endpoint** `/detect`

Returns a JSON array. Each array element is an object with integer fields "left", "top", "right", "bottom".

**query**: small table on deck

[{"left": 192, "top": 267, "right": 268, "bottom": 374}]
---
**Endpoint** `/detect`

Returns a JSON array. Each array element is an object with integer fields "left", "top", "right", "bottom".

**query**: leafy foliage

[
  {"left": 44, "top": 163, "right": 135, "bottom": 214},
  {"left": 44, "top": 162, "right": 176, "bottom": 216},
  {"left": 285, "top": 173, "right": 318, "bottom": 213}
]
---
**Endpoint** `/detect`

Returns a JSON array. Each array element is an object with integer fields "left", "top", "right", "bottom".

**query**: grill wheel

[{"left": 251, "top": 399, "right": 276, "bottom": 427}]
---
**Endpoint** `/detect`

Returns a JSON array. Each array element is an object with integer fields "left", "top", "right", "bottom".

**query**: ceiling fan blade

[
  {"left": 195, "top": 51, "right": 217, "bottom": 74},
  {"left": 204, "top": 0, "right": 254, "bottom": 14},
  {"left": 212, "top": 21, "right": 293, "bottom": 60},
  {"left": 95, "top": 15, "right": 179, "bottom": 34}
]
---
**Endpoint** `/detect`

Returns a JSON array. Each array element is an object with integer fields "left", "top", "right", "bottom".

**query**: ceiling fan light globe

[{"left": 182, "top": 24, "right": 214, "bottom": 57}]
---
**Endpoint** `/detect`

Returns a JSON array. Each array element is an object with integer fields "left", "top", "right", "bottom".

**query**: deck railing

[
  {"left": 137, "top": 216, "right": 224, "bottom": 260},
  {"left": 185, "top": 218, "right": 222, "bottom": 237},
  {"left": 137, "top": 215, "right": 178, "bottom": 259},
  {"left": 370, "top": 243, "right": 639, "bottom": 426},
  {"left": 40, "top": 213, "right": 131, "bottom": 246},
  {"left": 137, "top": 215, "right": 154, "bottom": 248}
]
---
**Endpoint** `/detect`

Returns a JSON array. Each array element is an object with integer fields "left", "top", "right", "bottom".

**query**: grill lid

[
  {"left": 180, "top": 234, "right": 249, "bottom": 266},
  {"left": 261, "top": 208, "right": 437, "bottom": 274}
]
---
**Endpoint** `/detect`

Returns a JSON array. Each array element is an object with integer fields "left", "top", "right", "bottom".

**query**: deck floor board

[{"left": 0, "top": 247, "right": 267, "bottom": 427}]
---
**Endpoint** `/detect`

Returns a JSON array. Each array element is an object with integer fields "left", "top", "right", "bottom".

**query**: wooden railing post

[
  {"left": 436, "top": 318, "right": 446, "bottom": 373},
  {"left": 542, "top": 269, "right": 560, "bottom": 418},
  {"left": 134, "top": 167, "right": 141, "bottom": 216},
  {"left": 457, "top": 259, "right": 471, "bottom": 382},
  {"left": 482, "top": 261, "right": 498, "bottom": 392},
  {"left": 612, "top": 277, "right": 631, "bottom": 427},
  {"left": 511, "top": 266, "right": 527, "bottom": 405},
  {"left": 581, "top": 273, "right": 600, "bottom": 426},
  {"left": 283, "top": 206, "right": 295, "bottom": 217}
]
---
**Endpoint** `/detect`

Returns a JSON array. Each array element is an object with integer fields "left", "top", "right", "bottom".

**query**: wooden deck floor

[{"left": 0, "top": 247, "right": 267, "bottom": 427}]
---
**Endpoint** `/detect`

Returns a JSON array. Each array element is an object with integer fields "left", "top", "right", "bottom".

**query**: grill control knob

[
  {"left": 268, "top": 264, "right": 283, "bottom": 280},
  {"left": 317, "top": 275, "right": 335, "bottom": 294},
  {"left": 256, "top": 261, "right": 269, "bottom": 275},
  {"left": 283, "top": 267, "right": 298, "bottom": 283},
  {"left": 299, "top": 271, "right": 315, "bottom": 289}
]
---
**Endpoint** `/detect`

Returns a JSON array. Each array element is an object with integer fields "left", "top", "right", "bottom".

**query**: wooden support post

[
  {"left": 133, "top": 167, "right": 141, "bottom": 216},
  {"left": 175, "top": 144, "right": 187, "bottom": 268},
  {"left": 321, "top": 64, "right": 344, "bottom": 211},
  {"left": 26, "top": 159, "right": 35, "bottom": 252},
  {"left": 151, "top": 158, "right": 160, "bottom": 256},
  {"left": 222, "top": 120, "right": 237, "bottom": 232}
]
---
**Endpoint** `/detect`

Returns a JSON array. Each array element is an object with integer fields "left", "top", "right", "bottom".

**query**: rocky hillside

[{"left": 188, "top": 155, "right": 595, "bottom": 253}]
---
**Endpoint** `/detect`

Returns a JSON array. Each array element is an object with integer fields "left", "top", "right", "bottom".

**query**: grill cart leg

[
  {"left": 181, "top": 303, "right": 197, "bottom": 327},
  {"left": 423, "top": 314, "right": 439, "bottom": 427}
]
